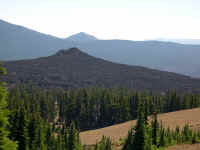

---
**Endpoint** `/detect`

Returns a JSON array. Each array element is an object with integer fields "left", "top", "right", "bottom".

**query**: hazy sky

[{"left": 1, "top": 0, "right": 200, "bottom": 40}]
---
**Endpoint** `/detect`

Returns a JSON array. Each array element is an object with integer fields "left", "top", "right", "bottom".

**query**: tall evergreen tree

[
  {"left": 159, "top": 129, "right": 167, "bottom": 147},
  {"left": 45, "top": 125, "right": 56, "bottom": 150},
  {"left": 144, "top": 99, "right": 149, "bottom": 125},
  {"left": 0, "top": 65, "right": 17, "bottom": 150},
  {"left": 122, "top": 128, "right": 134, "bottom": 150},
  {"left": 9, "top": 108, "right": 29, "bottom": 150},
  {"left": 68, "top": 122, "right": 82, "bottom": 150},
  {"left": 28, "top": 114, "right": 46, "bottom": 150},
  {"left": 132, "top": 104, "right": 149, "bottom": 150},
  {"left": 152, "top": 112, "right": 159, "bottom": 146}
]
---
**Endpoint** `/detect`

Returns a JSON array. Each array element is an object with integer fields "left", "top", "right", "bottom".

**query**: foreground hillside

[
  {"left": 2, "top": 48, "right": 200, "bottom": 92},
  {"left": 3, "top": 81, "right": 200, "bottom": 150},
  {"left": 80, "top": 108, "right": 200, "bottom": 145}
]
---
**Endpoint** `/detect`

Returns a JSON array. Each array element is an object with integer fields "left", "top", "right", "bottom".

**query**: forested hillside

[
  {"left": 5, "top": 84, "right": 200, "bottom": 150},
  {"left": 2, "top": 59, "right": 200, "bottom": 150},
  {"left": 7, "top": 85, "right": 200, "bottom": 131},
  {"left": 2, "top": 48, "right": 200, "bottom": 93}
]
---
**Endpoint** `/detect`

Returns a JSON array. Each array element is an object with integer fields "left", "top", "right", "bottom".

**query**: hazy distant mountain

[
  {"left": 1, "top": 19, "right": 200, "bottom": 77},
  {"left": 76, "top": 40, "right": 200, "bottom": 77},
  {"left": 0, "top": 19, "right": 76, "bottom": 60},
  {"left": 3, "top": 48, "right": 200, "bottom": 93},
  {"left": 156, "top": 38, "right": 200, "bottom": 45},
  {"left": 66, "top": 32, "right": 98, "bottom": 42}
]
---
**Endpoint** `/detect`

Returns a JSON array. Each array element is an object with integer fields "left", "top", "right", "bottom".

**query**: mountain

[
  {"left": 0, "top": 19, "right": 75, "bottom": 60},
  {"left": 156, "top": 38, "right": 200, "bottom": 45},
  {"left": 76, "top": 40, "right": 200, "bottom": 77},
  {"left": 66, "top": 32, "right": 98, "bottom": 42},
  {"left": 2, "top": 47, "right": 200, "bottom": 93},
  {"left": 1, "top": 19, "right": 200, "bottom": 77}
]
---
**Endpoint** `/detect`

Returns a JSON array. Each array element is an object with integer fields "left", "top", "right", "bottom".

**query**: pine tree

[
  {"left": 28, "top": 115, "right": 38, "bottom": 150},
  {"left": 174, "top": 126, "right": 181, "bottom": 144},
  {"left": 68, "top": 122, "right": 82, "bottom": 150},
  {"left": 144, "top": 99, "right": 149, "bottom": 125},
  {"left": 36, "top": 127, "right": 47, "bottom": 150},
  {"left": 9, "top": 108, "right": 29, "bottom": 150},
  {"left": 104, "top": 137, "right": 112, "bottom": 150},
  {"left": 132, "top": 104, "right": 149, "bottom": 150},
  {"left": 122, "top": 128, "right": 134, "bottom": 150},
  {"left": 159, "top": 129, "right": 167, "bottom": 147},
  {"left": 98, "top": 136, "right": 112, "bottom": 150},
  {"left": 182, "top": 124, "right": 192, "bottom": 142},
  {"left": 192, "top": 132, "right": 199, "bottom": 144},
  {"left": 0, "top": 65, "right": 18, "bottom": 150},
  {"left": 152, "top": 112, "right": 159, "bottom": 146},
  {"left": 45, "top": 125, "right": 56, "bottom": 150},
  {"left": 166, "top": 127, "right": 173, "bottom": 145},
  {"left": 18, "top": 108, "right": 29, "bottom": 150},
  {"left": 28, "top": 114, "right": 46, "bottom": 150}
]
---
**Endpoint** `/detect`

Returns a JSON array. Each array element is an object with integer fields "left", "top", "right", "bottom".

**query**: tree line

[{"left": 7, "top": 85, "right": 200, "bottom": 131}]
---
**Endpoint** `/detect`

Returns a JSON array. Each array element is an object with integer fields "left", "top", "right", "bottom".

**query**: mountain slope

[
  {"left": 2, "top": 48, "right": 200, "bottom": 92},
  {"left": 80, "top": 108, "right": 200, "bottom": 145},
  {"left": 76, "top": 40, "right": 200, "bottom": 77},
  {"left": 0, "top": 19, "right": 75, "bottom": 60},
  {"left": 1, "top": 19, "right": 200, "bottom": 77}
]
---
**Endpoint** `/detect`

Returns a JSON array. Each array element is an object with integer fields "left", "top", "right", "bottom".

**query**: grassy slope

[
  {"left": 167, "top": 144, "right": 200, "bottom": 150},
  {"left": 80, "top": 108, "right": 200, "bottom": 145}
]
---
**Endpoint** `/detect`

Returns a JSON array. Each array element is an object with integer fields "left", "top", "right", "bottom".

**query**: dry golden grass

[
  {"left": 80, "top": 108, "right": 200, "bottom": 145},
  {"left": 167, "top": 144, "right": 200, "bottom": 150}
]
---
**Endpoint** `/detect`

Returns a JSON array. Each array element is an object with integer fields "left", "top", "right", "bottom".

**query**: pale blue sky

[{"left": 1, "top": 0, "right": 200, "bottom": 40}]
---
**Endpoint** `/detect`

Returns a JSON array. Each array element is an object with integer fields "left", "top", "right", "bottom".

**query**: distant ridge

[
  {"left": 0, "top": 19, "right": 76, "bottom": 60},
  {"left": 3, "top": 47, "right": 200, "bottom": 93},
  {"left": 1, "top": 19, "right": 200, "bottom": 77},
  {"left": 66, "top": 32, "right": 98, "bottom": 42},
  {"left": 156, "top": 38, "right": 200, "bottom": 45}
]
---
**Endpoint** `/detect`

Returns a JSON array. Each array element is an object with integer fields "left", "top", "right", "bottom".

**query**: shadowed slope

[{"left": 2, "top": 48, "right": 200, "bottom": 92}]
